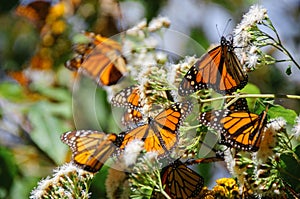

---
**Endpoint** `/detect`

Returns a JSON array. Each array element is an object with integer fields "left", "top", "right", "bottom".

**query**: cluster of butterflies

[{"left": 61, "top": 30, "right": 269, "bottom": 198}]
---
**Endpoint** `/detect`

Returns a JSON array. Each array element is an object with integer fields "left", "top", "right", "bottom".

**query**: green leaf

[
  {"left": 280, "top": 150, "right": 300, "bottom": 193},
  {"left": 240, "top": 83, "right": 261, "bottom": 94},
  {"left": 0, "top": 82, "right": 25, "bottom": 101},
  {"left": 27, "top": 100, "right": 71, "bottom": 164},
  {"left": 31, "top": 85, "right": 71, "bottom": 103},
  {"left": 268, "top": 105, "right": 297, "bottom": 124},
  {"left": 0, "top": 146, "right": 18, "bottom": 198}
]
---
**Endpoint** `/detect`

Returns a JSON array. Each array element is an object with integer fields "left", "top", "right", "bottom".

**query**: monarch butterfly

[
  {"left": 111, "top": 85, "right": 144, "bottom": 125},
  {"left": 159, "top": 159, "right": 204, "bottom": 199},
  {"left": 15, "top": 0, "right": 51, "bottom": 30},
  {"left": 60, "top": 130, "right": 123, "bottom": 173},
  {"left": 198, "top": 109, "right": 268, "bottom": 151},
  {"left": 65, "top": 32, "right": 127, "bottom": 86},
  {"left": 178, "top": 36, "right": 248, "bottom": 96},
  {"left": 119, "top": 101, "right": 193, "bottom": 156}
]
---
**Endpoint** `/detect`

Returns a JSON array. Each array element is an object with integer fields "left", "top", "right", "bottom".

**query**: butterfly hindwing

[
  {"left": 111, "top": 85, "right": 142, "bottom": 109},
  {"left": 61, "top": 130, "right": 120, "bottom": 173},
  {"left": 225, "top": 97, "right": 249, "bottom": 111}
]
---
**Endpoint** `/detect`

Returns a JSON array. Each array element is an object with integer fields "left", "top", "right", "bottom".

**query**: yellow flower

[
  {"left": 49, "top": 2, "right": 65, "bottom": 18},
  {"left": 51, "top": 20, "right": 66, "bottom": 35},
  {"left": 213, "top": 178, "right": 240, "bottom": 198}
]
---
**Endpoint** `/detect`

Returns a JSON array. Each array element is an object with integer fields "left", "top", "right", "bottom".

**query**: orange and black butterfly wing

[
  {"left": 119, "top": 124, "right": 164, "bottom": 155},
  {"left": 220, "top": 111, "right": 267, "bottom": 151},
  {"left": 119, "top": 101, "right": 193, "bottom": 156},
  {"left": 160, "top": 159, "right": 204, "bottom": 199},
  {"left": 61, "top": 130, "right": 119, "bottom": 173},
  {"left": 111, "top": 85, "right": 143, "bottom": 126},
  {"left": 122, "top": 109, "right": 143, "bottom": 126},
  {"left": 15, "top": 0, "right": 51, "bottom": 30},
  {"left": 198, "top": 110, "right": 267, "bottom": 151},
  {"left": 225, "top": 97, "right": 249, "bottom": 111},
  {"left": 65, "top": 32, "right": 127, "bottom": 86},
  {"left": 80, "top": 35, "right": 126, "bottom": 86},
  {"left": 152, "top": 101, "right": 193, "bottom": 153},
  {"left": 111, "top": 85, "right": 142, "bottom": 109},
  {"left": 178, "top": 36, "right": 248, "bottom": 96},
  {"left": 218, "top": 37, "right": 248, "bottom": 94}
]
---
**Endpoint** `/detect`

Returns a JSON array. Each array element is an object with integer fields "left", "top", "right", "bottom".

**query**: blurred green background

[{"left": 0, "top": 0, "right": 299, "bottom": 198}]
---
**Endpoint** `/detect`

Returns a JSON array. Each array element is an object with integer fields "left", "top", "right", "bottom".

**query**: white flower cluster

[
  {"left": 30, "top": 163, "right": 93, "bottom": 199},
  {"left": 233, "top": 4, "right": 268, "bottom": 71}
]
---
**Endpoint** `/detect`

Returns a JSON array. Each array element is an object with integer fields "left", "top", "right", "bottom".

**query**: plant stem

[{"left": 199, "top": 94, "right": 300, "bottom": 103}]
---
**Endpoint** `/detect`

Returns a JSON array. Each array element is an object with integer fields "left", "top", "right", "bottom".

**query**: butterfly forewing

[
  {"left": 111, "top": 85, "right": 144, "bottom": 126},
  {"left": 61, "top": 130, "right": 119, "bottom": 173},
  {"left": 15, "top": 1, "right": 51, "bottom": 30}
]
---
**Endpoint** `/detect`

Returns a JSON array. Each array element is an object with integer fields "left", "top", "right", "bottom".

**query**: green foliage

[
  {"left": 279, "top": 145, "right": 300, "bottom": 193},
  {"left": 268, "top": 105, "right": 297, "bottom": 124},
  {"left": 0, "top": 82, "right": 25, "bottom": 101},
  {"left": 0, "top": 146, "right": 18, "bottom": 198},
  {"left": 27, "top": 100, "right": 71, "bottom": 164}
]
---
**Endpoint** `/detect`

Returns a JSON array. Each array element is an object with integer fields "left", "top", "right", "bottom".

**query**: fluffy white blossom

[
  {"left": 123, "top": 139, "right": 145, "bottom": 167},
  {"left": 148, "top": 16, "right": 170, "bottom": 32},
  {"left": 233, "top": 4, "right": 269, "bottom": 70}
]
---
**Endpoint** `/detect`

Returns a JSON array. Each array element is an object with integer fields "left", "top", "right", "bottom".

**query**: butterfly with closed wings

[
  {"left": 178, "top": 36, "right": 248, "bottom": 96},
  {"left": 159, "top": 159, "right": 204, "bottom": 199},
  {"left": 65, "top": 32, "right": 127, "bottom": 86},
  {"left": 153, "top": 156, "right": 223, "bottom": 199}
]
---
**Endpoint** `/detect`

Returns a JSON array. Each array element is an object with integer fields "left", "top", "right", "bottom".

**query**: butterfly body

[{"left": 179, "top": 36, "right": 248, "bottom": 96}]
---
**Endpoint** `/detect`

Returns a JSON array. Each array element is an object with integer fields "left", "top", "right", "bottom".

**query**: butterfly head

[{"left": 221, "top": 35, "right": 234, "bottom": 50}]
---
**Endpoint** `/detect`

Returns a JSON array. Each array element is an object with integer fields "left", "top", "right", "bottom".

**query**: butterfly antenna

[
  {"left": 216, "top": 24, "right": 221, "bottom": 38},
  {"left": 223, "top": 19, "right": 232, "bottom": 36}
]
